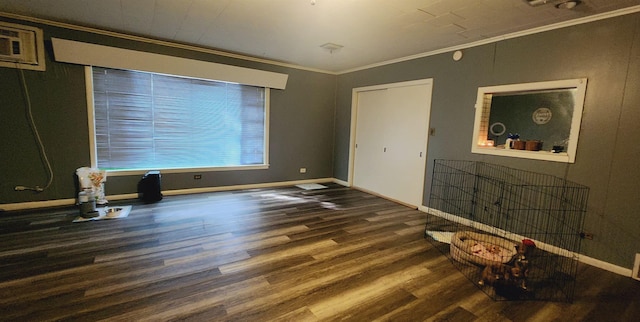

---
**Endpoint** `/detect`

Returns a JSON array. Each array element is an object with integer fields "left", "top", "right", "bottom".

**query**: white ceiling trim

[
  {"left": 0, "top": 11, "right": 331, "bottom": 74},
  {"left": 340, "top": 5, "right": 640, "bottom": 74},
  {"left": 51, "top": 38, "right": 288, "bottom": 89},
  {"left": 3, "top": 5, "right": 640, "bottom": 76}
]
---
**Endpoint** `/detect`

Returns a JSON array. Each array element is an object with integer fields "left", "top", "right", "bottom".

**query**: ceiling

[{"left": 1, "top": 0, "right": 639, "bottom": 73}]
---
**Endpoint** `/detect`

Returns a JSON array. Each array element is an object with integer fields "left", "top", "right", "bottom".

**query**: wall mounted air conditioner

[{"left": 0, "top": 21, "right": 46, "bottom": 71}]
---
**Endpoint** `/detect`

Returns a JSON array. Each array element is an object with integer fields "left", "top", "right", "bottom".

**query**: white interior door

[
  {"left": 352, "top": 80, "right": 432, "bottom": 207},
  {"left": 352, "top": 89, "right": 387, "bottom": 195}
]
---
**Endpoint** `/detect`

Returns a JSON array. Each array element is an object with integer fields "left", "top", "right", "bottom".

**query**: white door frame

[{"left": 348, "top": 78, "right": 433, "bottom": 206}]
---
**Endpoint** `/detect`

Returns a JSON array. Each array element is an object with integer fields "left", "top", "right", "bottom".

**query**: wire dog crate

[{"left": 424, "top": 160, "right": 589, "bottom": 302}]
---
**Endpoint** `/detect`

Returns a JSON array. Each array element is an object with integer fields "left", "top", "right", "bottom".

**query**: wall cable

[{"left": 14, "top": 65, "right": 53, "bottom": 193}]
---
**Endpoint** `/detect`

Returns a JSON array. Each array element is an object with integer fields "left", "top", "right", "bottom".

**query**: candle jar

[
  {"left": 525, "top": 140, "right": 542, "bottom": 151},
  {"left": 513, "top": 140, "right": 526, "bottom": 150}
]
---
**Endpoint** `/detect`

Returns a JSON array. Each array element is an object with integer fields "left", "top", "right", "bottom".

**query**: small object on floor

[
  {"left": 138, "top": 171, "right": 162, "bottom": 203},
  {"left": 105, "top": 207, "right": 123, "bottom": 218},
  {"left": 81, "top": 211, "right": 100, "bottom": 219},
  {"left": 295, "top": 183, "right": 328, "bottom": 190},
  {"left": 425, "top": 230, "right": 454, "bottom": 244},
  {"left": 479, "top": 264, "right": 509, "bottom": 286},
  {"left": 73, "top": 205, "right": 132, "bottom": 223}
]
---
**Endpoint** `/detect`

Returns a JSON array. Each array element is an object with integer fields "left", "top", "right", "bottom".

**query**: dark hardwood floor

[{"left": 1, "top": 184, "right": 639, "bottom": 321}]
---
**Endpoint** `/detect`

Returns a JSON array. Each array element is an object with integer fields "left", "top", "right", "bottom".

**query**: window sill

[
  {"left": 472, "top": 146, "right": 573, "bottom": 163},
  {"left": 104, "top": 164, "right": 270, "bottom": 177}
]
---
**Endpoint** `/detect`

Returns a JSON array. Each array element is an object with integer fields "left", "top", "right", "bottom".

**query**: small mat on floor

[
  {"left": 295, "top": 183, "right": 328, "bottom": 190},
  {"left": 73, "top": 205, "right": 132, "bottom": 223},
  {"left": 425, "top": 230, "right": 454, "bottom": 244}
]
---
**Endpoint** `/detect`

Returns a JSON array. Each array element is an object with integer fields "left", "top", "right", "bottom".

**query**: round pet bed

[{"left": 450, "top": 231, "right": 518, "bottom": 266}]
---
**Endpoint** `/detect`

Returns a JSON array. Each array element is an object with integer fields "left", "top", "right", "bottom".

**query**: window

[{"left": 90, "top": 66, "right": 268, "bottom": 173}]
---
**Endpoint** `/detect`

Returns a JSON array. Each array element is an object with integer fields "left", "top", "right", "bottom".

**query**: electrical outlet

[
  {"left": 299, "top": 168, "right": 307, "bottom": 174},
  {"left": 194, "top": 174, "right": 202, "bottom": 180}
]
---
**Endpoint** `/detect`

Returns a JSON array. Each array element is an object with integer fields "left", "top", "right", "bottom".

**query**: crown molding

[
  {"left": 0, "top": 11, "right": 336, "bottom": 75},
  {"left": 338, "top": 5, "right": 640, "bottom": 74},
  {"left": 2, "top": 5, "right": 639, "bottom": 76}
]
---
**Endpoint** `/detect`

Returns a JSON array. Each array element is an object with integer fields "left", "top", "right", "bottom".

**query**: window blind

[{"left": 92, "top": 67, "right": 266, "bottom": 171}]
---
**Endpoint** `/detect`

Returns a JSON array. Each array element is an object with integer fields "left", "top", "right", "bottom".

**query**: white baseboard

[
  {"left": 0, "top": 198, "right": 78, "bottom": 212},
  {"left": 333, "top": 178, "right": 349, "bottom": 187},
  {"left": 419, "top": 206, "right": 636, "bottom": 279},
  {"left": 579, "top": 254, "right": 633, "bottom": 277},
  {"left": 633, "top": 253, "right": 640, "bottom": 281},
  {"left": 1, "top": 177, "right": 345, "bottom": 211}
]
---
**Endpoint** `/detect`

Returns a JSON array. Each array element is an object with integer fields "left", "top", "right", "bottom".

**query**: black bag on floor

[{"left": 138, "top": 170, "right": 163, "bottom": 203}]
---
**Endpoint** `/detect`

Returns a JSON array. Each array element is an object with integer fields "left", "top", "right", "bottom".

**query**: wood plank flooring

[{"left": 1, "top": 184, "right": 639, "bottom": 321}]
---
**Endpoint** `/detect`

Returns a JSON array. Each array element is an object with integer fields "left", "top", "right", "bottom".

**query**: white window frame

[
  {"left": 471, "top": 78, "right": 587, "bottom": 163},
  {"left": 84, "top": 66, "right": 270, "bottom": 176}
]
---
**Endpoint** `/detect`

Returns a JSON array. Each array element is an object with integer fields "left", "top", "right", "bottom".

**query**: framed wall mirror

[{"left": 471, "top": 78, "right": 587, "bottom": 163}]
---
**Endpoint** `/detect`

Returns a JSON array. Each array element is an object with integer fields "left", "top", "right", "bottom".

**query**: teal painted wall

[
  {"left": 487, "top": 91, "right": 574, "bottom": 149},
  {"left": 333, "top": 14, "right": 640, "bottom": 269}
]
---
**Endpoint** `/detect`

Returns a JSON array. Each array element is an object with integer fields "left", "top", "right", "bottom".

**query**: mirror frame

[{"left": 471, "top": 78, "right": 587, "bottom": 163}]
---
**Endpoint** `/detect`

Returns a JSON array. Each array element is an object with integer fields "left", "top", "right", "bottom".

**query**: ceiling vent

[
  {"left": 524, "top": 0, "right": 551, "bottom": 6},
  {"left": 320, "top": 42, "right": 344, "bottom": 54},
  {"left": 0, "top": 22, "right": 46, "bottom": 71},
  {"left": 524, "top": 0, "right": 581, "bottom": 8}
]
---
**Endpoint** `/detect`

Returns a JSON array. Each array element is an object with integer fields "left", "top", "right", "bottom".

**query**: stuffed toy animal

[
  {"left": 512, "top": 258, "right": 529, "bottom": 289},
  {"left": 479, "top": 264, "right": 510, "bottom": 286},
  {"left": 480, "top": 239, "right": 536, "bottom": 290},
  {"left": 516, "top": 239, "right": 536, "bottom": 260},
  {"left": 510, "top": 239, "right": 535, "bottom": 289}
]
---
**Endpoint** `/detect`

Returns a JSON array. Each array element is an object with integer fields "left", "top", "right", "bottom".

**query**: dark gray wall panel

[
  {"left": 0, "top": 16, "right": 337, "bottom": 204},
  {"left": 596, "top": 16, "right": 640, "bottom": 267},
  {"left": 334, "top": 13, "right": 640, "bottom": 268}
]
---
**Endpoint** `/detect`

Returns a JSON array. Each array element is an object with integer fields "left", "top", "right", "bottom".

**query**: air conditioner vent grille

[
  {"left": 0, "top": 29, "right": 19, "bottom": 37},
  {"left": 0, "top": 22, "right": 46, "bottom": 71}
]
